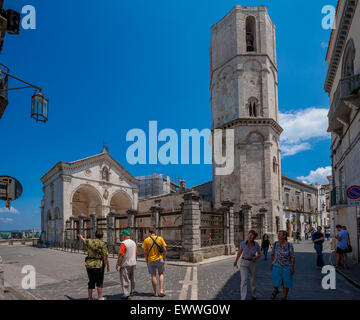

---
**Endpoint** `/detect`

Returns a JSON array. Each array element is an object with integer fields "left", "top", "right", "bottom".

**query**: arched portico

[
  {"left": 71, "top": 184, "right": 103, "bottom": 217},
  {"left": 109, "top": 191, "right": 132, "bottom": 215}
]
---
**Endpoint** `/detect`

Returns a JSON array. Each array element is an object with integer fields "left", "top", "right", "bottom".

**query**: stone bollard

[{"left": 0, "top": 256, "right": 4, "bottom": 300}]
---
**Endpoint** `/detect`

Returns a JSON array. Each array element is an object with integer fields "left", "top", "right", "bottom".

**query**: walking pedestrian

[
  {"left": 116, "top": 230, "right": 137, "bottom": 300},
  {"left": 79, "top": 231, "right": 110, "bottom": 300},
  {"left": 261, "top": 234, "right": 271, "bottom": 260},
  {"left": 270, "top": 230, "right": 295, "bottom": 301},
  {"left": 312, "top": 226, "right": 325, "bottom": 269},
  {"left": 335, "top": 225, "right": 349, "bottom": 269},
  {"left": 142, "top": 226, "right": 167, "bottom": 297},
  {"left": 304, "top": 226, "right": 309, "bottom": 240},
  {"left": 296, "top": 230, "right": 301, "bottom": 244},
  {"left": 233, "top": 230, "right": 261, "bottom": 300}
]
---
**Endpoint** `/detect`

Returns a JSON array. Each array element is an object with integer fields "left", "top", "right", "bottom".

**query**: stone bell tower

[{"left": 210, "top": 5, "right": 283, "bottom": 240}]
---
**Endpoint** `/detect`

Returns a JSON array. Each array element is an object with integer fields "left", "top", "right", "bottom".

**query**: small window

[
  {"left": 285, "top": 193, "right": 290, "bottom": 206},
  {"left": 296, "top": 196, "right": 300, "bottom": 208}
]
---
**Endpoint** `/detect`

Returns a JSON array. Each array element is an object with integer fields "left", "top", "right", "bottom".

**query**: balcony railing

[
  {"left": 328, "top": 74, "right": 360, "bottom": 127},
  {"left": 330, "top": 187, "right": 347, "bottom": 206}
]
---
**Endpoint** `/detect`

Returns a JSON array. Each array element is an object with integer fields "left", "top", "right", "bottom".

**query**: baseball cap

[{"left": 119, "top": 230, "right": 131, "bottom": 236}]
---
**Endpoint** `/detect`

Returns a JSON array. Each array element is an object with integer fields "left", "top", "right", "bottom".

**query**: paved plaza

[{"left": 1, "top": 239, "right": 360, "bottom": 300}]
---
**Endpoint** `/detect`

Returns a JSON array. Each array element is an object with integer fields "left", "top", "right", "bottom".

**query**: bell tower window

[
  {"left": 246, "top": 16, "right": 256, "bottom": 52},
  {"left": 248, "top": 98, "right": 260, "bottom": 117}
]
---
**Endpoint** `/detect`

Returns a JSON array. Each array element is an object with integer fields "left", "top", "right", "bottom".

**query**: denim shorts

[
  {"left": 147, "top": 259, "right": 165, "bottom": 275},
  {"left": 272, "top": 265, "right": 293, "bottom": 289}
]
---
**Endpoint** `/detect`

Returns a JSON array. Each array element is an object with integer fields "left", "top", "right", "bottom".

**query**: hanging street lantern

[
  {"left": 31, "top": 91, "right": 49, "bottom": 122},
  {"left": 0, "top": 63, "right": 49, "bottom": 122}
]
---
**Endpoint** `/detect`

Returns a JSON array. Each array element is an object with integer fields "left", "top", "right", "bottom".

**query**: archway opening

[
  {"left": 246, "top": 16, "right": 256, "bottom": 52},
  {"left": 72, "top": 185, "right": 102, "bottom": 217},
  {"left": 110, "top": 191, "right": 132, "bottom": 215}
]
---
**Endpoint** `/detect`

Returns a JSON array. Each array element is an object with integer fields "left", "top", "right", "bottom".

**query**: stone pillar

[
  {"left": 180, "top": 192, "right": 203, "bottom": 263},
  {"left": 127, "top": 209, "right": 137, "bottom": 242},
  {"left": 78, "top": 215, "right": 86, "bottom": 250},
  {"left": 69, "top": 216, "right": 75, "bottom": 248},
  {"left": 0, "top": 256, "right": 4, "bottom": 300},
  {"left": 90, "top": 213, "right": 97, "bottom": 239},
  {"left": 241, "top": 203, "right": 252, "bottom": 236},
  {"left": 150, "top": 199, "right": 162, "bottom": 235},
  {"left": 222, "top": 200, "right": 236, "bottom": 255},
  {"left": 259, "top": 207, "right": 268, "bottom": 238},
  {"left": 106, "top": 212, "right": 115, "bottom": 247}
]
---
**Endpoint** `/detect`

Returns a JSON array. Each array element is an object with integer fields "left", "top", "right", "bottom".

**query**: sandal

[
  {"left": 159, "top": 292, "right": 166, "bottom": 297},
  {"left": 271, "top": 288, "right": 279, "bottom": 300}
]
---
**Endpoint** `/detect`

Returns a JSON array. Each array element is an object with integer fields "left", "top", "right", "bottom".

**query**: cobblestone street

[{"left": 1, "top": 239, "right": 360, "bottom": 300}]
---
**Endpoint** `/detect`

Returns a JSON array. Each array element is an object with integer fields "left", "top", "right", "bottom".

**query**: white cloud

[
  {"left": 297, "top": 166, "right": 332, "bottom": 185},
  {"left": 0, "top": 217, "right": 14, "bottom": 223},
  {"left": 0, "top": 207, "right": 20, "bottom": 214},
  {"left": 279, "top": 107, "right": 330, "bottom": 157},
  {"left": 281, "top": 142, "right": 311, "bottom": 157}
]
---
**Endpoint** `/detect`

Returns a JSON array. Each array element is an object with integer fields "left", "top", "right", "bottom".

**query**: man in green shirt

[{"left": 79, "top": 230, "right": 110, "bottom": 300}]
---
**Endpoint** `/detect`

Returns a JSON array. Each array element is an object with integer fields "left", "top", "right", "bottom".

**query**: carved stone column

[
  {"left": 78, "top": 215, "right": 86, "bottom": 250},
  {"left": 222, "top": 200, "right": 236, "bottom": 255},
  {"left": 90, "top": 213, "right": 97, "bottom": 239},
  {"left": 69, "top": 216, "right": 75, "bottom": 246},
  {"left": 150, "top": 199, "right": 162, "bottom": 236},
  {"left": 259, "top": 207, "right": 268, "bottom": 238},
  {"left": 241, "top": 203, "right": 252, "bottom": 236},
  {"left": 127, "top": 209, "right": 137, "bottom": 242},
  {"left": 106, "top": 212, "right": 115, "bottom": 248},
  {"left": 180, "top": 192, "right": 203, "bottom": 263}
]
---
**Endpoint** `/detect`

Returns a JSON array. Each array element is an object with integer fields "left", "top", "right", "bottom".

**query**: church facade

[{"left": 40, "top": 150, "right": 138, "bottom": 243}]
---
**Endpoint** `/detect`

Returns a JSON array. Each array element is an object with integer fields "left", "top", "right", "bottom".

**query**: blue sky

[{"left": 0, "top": 0, "right": 336, "bottom": 229}]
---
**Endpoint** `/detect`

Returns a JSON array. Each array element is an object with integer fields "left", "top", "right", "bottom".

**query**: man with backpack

[{"left": 141, "top": 226, "right": 167, "bottom": 297}]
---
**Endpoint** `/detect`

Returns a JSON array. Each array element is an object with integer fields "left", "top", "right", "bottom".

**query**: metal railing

[{"left": 330, "top": 187, "right": 347, "bottom": 206}]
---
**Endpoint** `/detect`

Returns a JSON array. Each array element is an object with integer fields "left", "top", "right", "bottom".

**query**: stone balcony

[
  {"left": 328, "top": 74, "right": 360, "bottom": 135},
  {"left": 330, "top": 187, "right": 347, "bottom": 207}
]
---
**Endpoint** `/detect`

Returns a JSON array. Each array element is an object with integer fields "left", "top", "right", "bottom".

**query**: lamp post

[{"left": 0, "top": 63, "right": 49, "bottom": 122}]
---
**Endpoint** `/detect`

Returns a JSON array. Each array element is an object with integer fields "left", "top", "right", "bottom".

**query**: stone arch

[
  {"left": 243, "top": 59, "right": 261, "bottom": 72},
  {"left": 217, "top": 65, "right": 234, "bottom": 81},
  {"left": 109, "top": 190, "right": 133, "bottom": 215},
  {"left": 245, "top": 132, "right": 265, "bottom": 199},
  {"left": 342, "top": 39, "right": 355, "bottom": 78},
  {"left": 245, "top": 16, "right": 256, "bottom": 52},
  {"left": 71, "top": 184, "right": 103, "bottom": 217}
]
